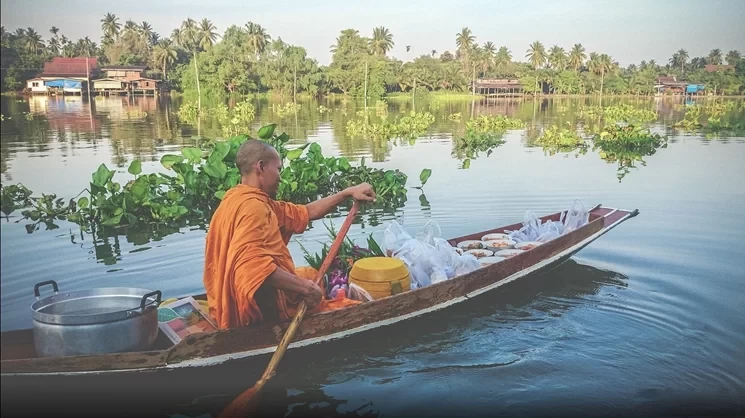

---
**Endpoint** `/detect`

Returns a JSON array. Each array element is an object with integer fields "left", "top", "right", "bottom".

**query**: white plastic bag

[
  {"left": 563, "top": 200, "right": 589, "bottom": 232},
  {"left": 452, "top": 253, "right": 481, "bottom": 277},
  {"left": 384, "top": 221, "right": 412, "bottom": 256}
]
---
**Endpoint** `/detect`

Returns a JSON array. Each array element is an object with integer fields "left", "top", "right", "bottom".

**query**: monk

[{"left": 203, "top": 139, "right": 377, "bottom": 329}]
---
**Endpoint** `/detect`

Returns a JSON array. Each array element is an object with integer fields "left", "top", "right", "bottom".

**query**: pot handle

[
  {"left": 34, "top": 280, "right": 59, "bottom": 299},
  {"left": 140, "top": 290, "right": 162, "bottom": 310}
]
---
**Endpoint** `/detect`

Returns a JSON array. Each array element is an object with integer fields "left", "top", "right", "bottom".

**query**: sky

[{"left": 2, "top": 0, "right": 744, "bottom": 66}]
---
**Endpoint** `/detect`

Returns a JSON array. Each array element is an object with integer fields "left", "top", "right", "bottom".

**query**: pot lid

[{"left": 31, "top": 287, "right": 161, "bottom": 325}]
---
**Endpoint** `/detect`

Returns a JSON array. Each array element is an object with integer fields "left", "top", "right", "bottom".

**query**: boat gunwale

[{"left": 1, "top": 206, "right": 636, "bottom": 376}]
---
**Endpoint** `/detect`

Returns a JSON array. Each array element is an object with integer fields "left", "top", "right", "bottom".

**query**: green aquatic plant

[
  {"left": 2, "top": 124, "right": 430, "bottom": 232},
  {"left": 346, "top": 111, "right": 435, "bottom": 142},
  {"left": 536, "top": 125, "right": 587, "bottom": 155},
  {"left": 579, "top": 104, "right": 656, "bottom": 123},
  {"left": 272, "top": 102, "right": 301, "bottom": 118},
  {"left": 453, "top": 130, "right": 506, "bottom": 162},
  {"left": 466, "top": 115, "right": 524, "bottom": 133},
  {"left": 591, "top": 124, "right": 668, "bottom": 181}
]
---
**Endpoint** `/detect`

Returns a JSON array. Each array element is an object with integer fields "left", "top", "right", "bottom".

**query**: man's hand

[
  {"left": 302, "top": 280, "right": 324, "bottom": 310},
  {"left": 346, "top": 183, "right": 376, "bottom": 202}
]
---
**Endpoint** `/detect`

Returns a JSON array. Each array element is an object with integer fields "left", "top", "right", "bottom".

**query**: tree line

[{"left": 1, "top": 16, "right": 744, "bottom": 97}]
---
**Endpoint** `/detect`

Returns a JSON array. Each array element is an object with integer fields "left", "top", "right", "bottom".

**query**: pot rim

[{"left": 31, "top": 287, "right": 161, "bottom": 325}]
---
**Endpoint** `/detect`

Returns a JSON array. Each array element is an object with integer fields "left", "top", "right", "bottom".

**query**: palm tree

[
  {"left": 198, "top": 18, "right": 219, "bottom": 50},
  {"left": 548, "top": 45, "right": 566, "bottom": 70},
  {"left": 406, "top": 45, "right": 411, "bottom": 61},
  {"left": 101, "top": 13, "right": 121, "bottom": 40},
  {"left": 482, "top": 41, "right": 496, "bottom": 68},
  {"left": 47, "top": 37, "right": 60, "bottom": 55},
  {"left": 24, "top": 28, "right": 44, "bottom": 54},
  {"left": 245, "top": 22, "right": 270, "bottom": 58},
  {"left": 140, "top": 21, "right": 153, "bottom": 37},
  {"left": 153, "top": 39, "right": 178, "bottom": 79},
  {"left": 455, "top": 27, "right": 476, "bottom": 61},
  {"left": 568, "top": 43, "right": 586, "bottom": 72},
  {"left": 370, "top": 26, "right": 394, "bottom": 56},
  {"left": 708, "top": 48, "right": 723, "bottom": 65},
  {"left": 178, "top": 18, "right": 202, "bottom": 109},
  {"left": 49, "top": 26, "right": 59, "bottom": 38},
  {"left": 496, "top": 46, "right": 511, "bottom": 66},
  {"left": 590, "top": 53, "right": 613, "bottom": 97},
  {"left": 431, "top": 49, "right": 437, "bottom": 58},
  {"left": 123, "top": 20, "right": 138, "bottom": 35},
  {"left": 526, "top": 41, "right": 546, "bottom": 94},
  {"left": 725, "top": 50, "right": 741, "bottom": 66},
  {"left": 676, "top": 49, "right": 688, "bottom": 73}
]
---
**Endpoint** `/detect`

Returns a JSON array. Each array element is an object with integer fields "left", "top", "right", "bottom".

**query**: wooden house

[
  {"left": 26, "top": 78, "right": 47, "bottom": 94},
  {"left": 473, "top": 79, "right": 523, "bottom": 96}
]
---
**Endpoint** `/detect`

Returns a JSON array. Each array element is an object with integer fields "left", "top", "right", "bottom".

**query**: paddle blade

[{"left": 216, "top": 386, "right": 261, "bottom": 418}]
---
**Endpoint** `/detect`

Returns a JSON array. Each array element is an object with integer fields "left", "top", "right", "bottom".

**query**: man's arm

[
  {"left": 306, "top": 183, "right": 376, "bottom": 221},
  {"left": 264, "top": 265, "right": 324, "bottom": 309}
]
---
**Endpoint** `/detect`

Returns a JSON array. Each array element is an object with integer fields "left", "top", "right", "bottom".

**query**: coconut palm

[
  {"left": 676, "top": 49, "right": 688, "bottom": 73},
  {"left": 496, "top": 46, "right": 511, "bottom": 66},
  {"left": 589, "top": 53, "right": 613, "bottom": 96},
  {"left": 178, "top": 18, "right": 202, "bottom": 108},
  {"left": 370, "top": 26, "right": 394, "bottom": 56},
  {"left": 431, "top": 49, "right": 437, "bottom": 58},
  {"left": 725, "top": 50, "right": 741, "bottom": 66},
  {"left": 198, "top": 18, "right": 219, "bottom": 50},
  {"left": 455, "top": 27, "right": 476, "bottom": 61},
  {"left": 526, "top": 41, "right": 546, "bottom": 94},
  {"left": 123, "top": 20, "right": 138, "bottom": 35},
  {"left": 548, "top": 45, "right": 566, "bottom": 70},
  {"left": 140, "top": 21, "right": 153, "bottom": 38},
  {"left": 482, "top": 41, "right": 496, "bottom": 67},
  {"left": 101, "top": 13, "right": 121, "bottom": 40},
  {"left": 708, "top": 48, "right": 723, "bottom": 65},
  {"left": 24, "top": 28, "right": 44, "bottom": 54},
  {"left": 153, "top": 39, "right": 178, "bottom": 79},
  {"left": 245, "top": 22, "right": 270, "bottom": 58},
  {"left": 49, "top": 26, "right": 59, "bottom": 38},
  {"left": 568, "top": 43, "right": 586, "bottom": 72}
]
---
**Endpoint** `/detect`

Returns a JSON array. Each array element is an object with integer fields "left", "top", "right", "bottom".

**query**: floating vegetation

[
  {"left": 375, "top": 100, "right": 388, "bottom": 117},
  {"left": 536, "top": 125, "right": 587, "bottom": 155},
  {"left": 466, "top": 115, "right": 524, "bottom": 133},
  {"left": 2, "top": 124, "right": 429, "bottom": 233},
  {"left": 673, "top": 105, "right": 703, "bottom": 131},
  {"left": 591, "top": 124, "right": 668, "bottom": 181},
  {"left": 346, "top": 111, "right": 435, "bottom": 142},
  {"left": 579, "top": 104, "right": 657, "bottom": 123},
  {"left": 176, "top": 101, "right": 206, "bottom": 122},
  {"left": 448, "top": 112, "right": 462, "bottom": 122},
  {"left": 454, "top": 131, "right": 506, "bottom": 163},
  {"left": 272, "top": 102, "right": 301, "bottom": 118},
  {"left": 318, "top": 105, "right": 330, "bottom": 114}
]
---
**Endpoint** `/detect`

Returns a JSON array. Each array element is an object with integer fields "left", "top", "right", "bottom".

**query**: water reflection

[{"left": 192, "top": 259, "right": 630, "bottom": 418}]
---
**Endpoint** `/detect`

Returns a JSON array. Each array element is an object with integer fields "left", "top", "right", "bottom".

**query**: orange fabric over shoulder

[{"left": 203, "top": 184, "right": 359, "bottom": 329}]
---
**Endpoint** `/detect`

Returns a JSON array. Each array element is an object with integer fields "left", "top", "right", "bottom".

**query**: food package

[
  {"left": 506, "top": 210, "right": 565, "bottom": 243},
  {"left": 383, "top": 220, "right": 481, "bottom": 289},
  {"left": 563, "top": 199, "right": 589, "bottom": 232}
]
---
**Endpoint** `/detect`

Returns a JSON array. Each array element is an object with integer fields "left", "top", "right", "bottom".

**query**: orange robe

[{"left": 203, "top": 184, "right": 359, "bottom": 329}]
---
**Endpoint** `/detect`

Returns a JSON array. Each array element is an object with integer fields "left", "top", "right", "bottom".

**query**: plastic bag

[
  {"left": 384, "top": 221, "right": 412, "bottom": 256},
  {"left": 452, "top": 253, "right": 480, "bottom": 277},
  {"left": 506, "top": 210, "right": 566, "bottom": 243},
  {"left": 563, "top": 200, "right": 589, "bottom": 232},
  {"left": 348, "top": 283, "right": 374, "bottom": 302}
]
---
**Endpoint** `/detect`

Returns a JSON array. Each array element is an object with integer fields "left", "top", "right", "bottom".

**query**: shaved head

[
  {"left": 236, "top": 139, "right": 283, "bottom": 198},
  {"left": 236, "top": 140, "right": 280, "bottom": 176}
]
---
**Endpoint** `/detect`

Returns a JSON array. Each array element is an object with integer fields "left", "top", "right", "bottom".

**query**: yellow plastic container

[{"left": 349, "top": 257, "right": 411, "bottom": 300}]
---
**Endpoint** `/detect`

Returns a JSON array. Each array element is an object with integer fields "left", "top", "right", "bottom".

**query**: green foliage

[
  {"left": 466, "top": 115, "right": 524, "bottom": 133},
  {"left": 579, "top": 104, "right": 657, "bottom": 123},
  {"left": 346, "top": 111, "right": 435, "bottom": 141},
  {"left": 591, "top": 124, "right": 668, "bottom": 181},
  {"left": 271, "top": 102, "right": 301, "bottom": 118},
  {"left": 454, "top": 131, "right": 506, "bottom": 161},
  {"left": 537, "top": 125, "right": 587, "bottom": 154},
  {"left": 3, "top": 124, "right": 428, "bottom": 232}
]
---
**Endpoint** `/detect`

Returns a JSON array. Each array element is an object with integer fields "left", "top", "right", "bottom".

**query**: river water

[{"left": 1, "top": 94, "right": 744, "bottom": 416}]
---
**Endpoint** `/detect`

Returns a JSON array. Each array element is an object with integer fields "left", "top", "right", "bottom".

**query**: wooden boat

[
  {"left": 1, "top": 205, "right": 637, "bottom": 415},
  {"left": 1, "top": 205, "right": 636, "bottom": 376}
]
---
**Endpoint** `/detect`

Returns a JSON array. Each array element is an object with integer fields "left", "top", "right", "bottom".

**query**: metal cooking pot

[{"left": 31, "top": 280, "right": 162, "bottom": 358}]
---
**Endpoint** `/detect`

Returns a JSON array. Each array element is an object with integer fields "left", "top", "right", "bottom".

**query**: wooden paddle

[{"left": 217, "top": 201, "right": 361, "bottom": 418}]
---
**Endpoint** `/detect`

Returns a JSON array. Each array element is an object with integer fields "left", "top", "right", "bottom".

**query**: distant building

[
  {"left": 96, "top": 65, "right": 160, "bottom": 95},
  {"left": 27, "top": 57, "right": 98, "bottom": 95},
  {"left": 704, "top": 64, "right": 735, "bottom": 73},
  {"left": 655, "top": 76, "right": 689, "bottom": 95},
  {"left": 473, "top": 79, "right": 523, "bottom": 96},
  {"left": 26, "top": 78, "right": 47, "bottom": 93},
  {"left": 99, "top": 65, "right": 148, "bottom": 80}
]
